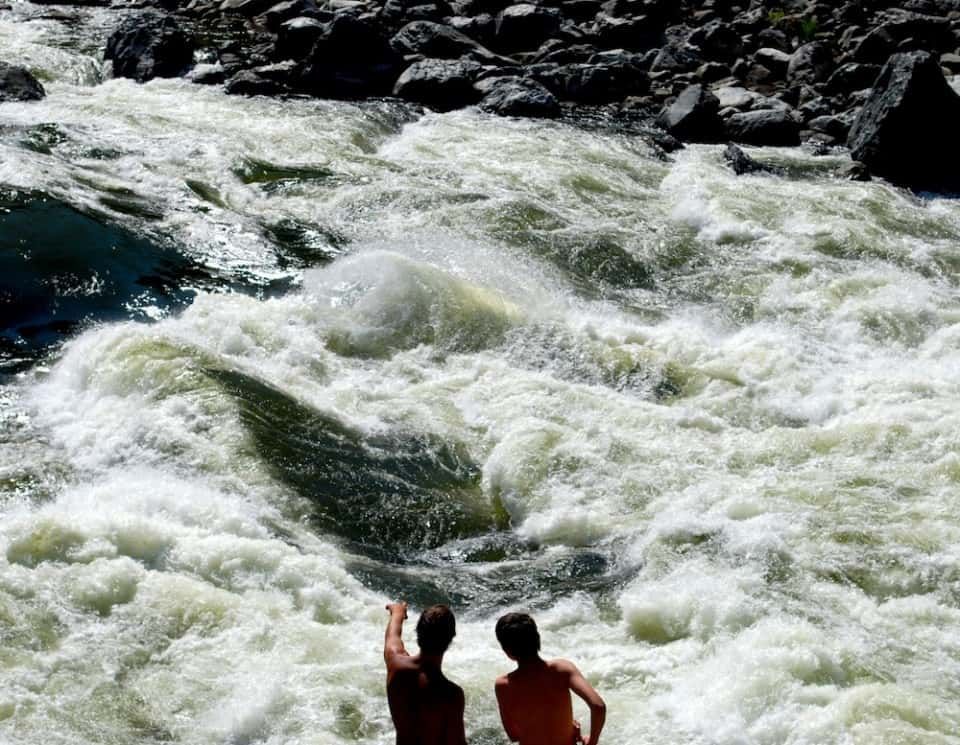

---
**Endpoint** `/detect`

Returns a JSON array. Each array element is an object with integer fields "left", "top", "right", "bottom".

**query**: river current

[{"left": 2, "top": 5, "right": 960, "bottom": 745}]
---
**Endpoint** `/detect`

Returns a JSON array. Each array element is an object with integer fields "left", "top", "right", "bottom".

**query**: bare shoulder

[
  {"left": 547, "top": 658, "right": 580, "bottom": 676},
  {"left": 494, "top": 674, "right": 511, "bottom": 690}
]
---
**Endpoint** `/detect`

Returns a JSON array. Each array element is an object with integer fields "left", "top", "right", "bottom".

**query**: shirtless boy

[
  {"left": 384, "top": 601, "right": 467, "bottom": 745},
  {"left": 494, "top": 613, "right": 606, "bottom": 745}
]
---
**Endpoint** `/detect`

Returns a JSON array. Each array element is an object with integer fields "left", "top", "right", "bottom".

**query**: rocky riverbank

[{"left": 3, "top": 0, "right": 960, "bottom": 189}]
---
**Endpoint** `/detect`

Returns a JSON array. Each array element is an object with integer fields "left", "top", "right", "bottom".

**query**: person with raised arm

[
  {"left": 384, "top": 601, "right": 467, "bottom": 745},
  {"left": 493, "top": 613, "right": 606, "bottom": 745}
]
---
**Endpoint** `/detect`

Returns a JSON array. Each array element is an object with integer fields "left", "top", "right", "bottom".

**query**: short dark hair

[
  {"left": 496, "top": 612, "right": 541, "bottom": 660},
  {"left": 417, "top": 605, "right": 456, "bottom": 654}
]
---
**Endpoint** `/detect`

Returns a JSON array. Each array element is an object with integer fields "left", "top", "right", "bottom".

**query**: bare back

[
  {"left": 495, "top": 659, "right": 577, "bottom": 745},
  {"left": 387, "top": 655, "right": 466, "bottom": 745}
]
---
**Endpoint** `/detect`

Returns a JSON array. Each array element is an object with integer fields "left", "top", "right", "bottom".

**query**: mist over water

[{"left": 3, "top": 4, "right": 960, "bottom": 745}]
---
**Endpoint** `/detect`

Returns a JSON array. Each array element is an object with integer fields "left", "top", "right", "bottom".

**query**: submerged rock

[
  {"left": 723, "top": 143, "right": 784, "bottom": 176},
  {"left": 104, "top": 11, "right": 194, "bottom": 82},
  {"left": 0, "top": 62, "right": 46, "bottom": 102},
  {"left": 847, "top": 51, "right": 960, "bottom": 191}
]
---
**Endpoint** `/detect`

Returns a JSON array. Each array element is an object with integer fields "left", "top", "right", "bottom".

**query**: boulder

[
  {"left": 225, "top": 69, "right": 289, "bottom": 95},
  {"left": 723, "top": 144, "right": 783, "bottom": 175},
  {"left": 380, "top": 0, "right": 453, "bottom": 32},
  {"left": 650, "top": 44, "right": 701, "bottom": 74},
  {"left": 391, "top": 21, "right": 507, "bottom": 63},
  {"left": 104, "top": 11, "right": 194, "bottom": 82},
  {"left": 754, "top": 47, "right": 791, "bottom": 78},
  {"left": 847, "top": 51, "right": 960, "bottom": 190},
  {"left": 278, "top": 17, "right": 327, "bottom": 60},
  {"left": 533, "top": 57, "right": 648, "bottom": 104},
  {"left": 392, "top": 58, "right": 483, "bottom": 110},
  {"left": 725, "top": 109, "right": 800, "bottom": 146},
  {"left": 493, "top": 4, "right": 562, "bottom": 53},
  {"left": 477, "top": 75, "right": 559, "bottom": 117},
  {"left": 824, "top": 62, "right": 881, "bottom": 95},
  {"left": 298, "top": 14, "right": 404, "bottom": 98},
  {"left": 693, "top": 21, "right": 742, "bottom": 63},
  {"left": 0, "top": 62, "right": 46, "bottom": 102},
  {"left": 657, "top": 83, "right": 722, "bottom": 142},
  {"left": 260, "top": 0, "right": 320, "bottom": 30},
  {"left": 787, "top": 42, "right": 834, "bottom": 87}
]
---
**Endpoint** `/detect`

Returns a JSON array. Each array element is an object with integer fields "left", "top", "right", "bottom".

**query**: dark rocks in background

[
  {"left": 657, "top": 83, "right": 722, "bottom": 142},
  {"left": 277, "top": 17, "right": 327, "bottom": 60},
  {"left": 298, "top": 14, "right": 404, "bottom": 98},
  {"left": 725, "top": 109, "right": 801, "bottom": 146},
  {"left": 393, "top": 58, "right": 483, "bottom": 109},
  {"left": 477, "top": 75, "right": 559, "bottom": 117},
  {"left": 225, "top": 67, "right": 289, "bottom": 95},
  {"left": 847, "top": 51, "right": 960, "bottom": 190},
  {"left": 391, "top": 20, "right": 508, "bottom": 63},
  {"left": 492, "top": 4, "right": 561, "bottom": 53},
  {"left": 104, "top": 11, "right": 194, "bottom": 82},
  {"left": 0, "top": 62, "right": 46, "bottom": 102},
  {"left": 787, "top": 42, "right": 834, "bottom": 87}
]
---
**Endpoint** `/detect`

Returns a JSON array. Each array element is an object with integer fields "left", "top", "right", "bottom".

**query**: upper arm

[
  {"left": 447, "top": 686, "right": 467, "bottom": 745},
  {"left": 564, "top": 661, "right": 605, "bottom": 710},
  {"left": 494, "top": 678, "right": 520, "bottom": 742}
]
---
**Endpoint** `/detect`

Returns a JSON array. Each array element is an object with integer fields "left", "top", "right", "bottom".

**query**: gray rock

[
  {"left": 104, "top": 11, "right": 194, "bottom": 83},
  {"left": 754, "top": 47, "right": 791, "bottom": 77},
  {"left": 657, "top": 83, "right": 722, "bottom": 142},
  {"left": 493, "top": 4, "right": 561, "bottom": 53},
  {"left": 787, "top": 42, "right": 834, "bottom": 87},
  {"left": 847, "top": 51, "right": 960, "bottom": 190},
  {"left": 723, "top": 144, "right": 783, "bottom": 175},
  {"left": 725, "top": 109, "right": 801, "bottom": 146},
  {"left": 478, "top": 76, "right": 559, "bottom": 117},
  {"left": 391, "top": 21, "right": 507, "bottom": 64},
  {"left": 393, "top": 58, "right": 483, "bottom": 110},
  {"left": 278, "top": 17, "right": 327, "bottom": 60},
  {"left": 0, "top": 62, "right": 45, "bottom": 102}
]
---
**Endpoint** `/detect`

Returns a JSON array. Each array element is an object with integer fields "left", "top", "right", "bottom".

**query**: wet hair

[
  {"left": 417, "top": 605, "right": 456, "bottom": 655},
  {"left": 495, "top": 612, "right": 541, "bottom": 660}
]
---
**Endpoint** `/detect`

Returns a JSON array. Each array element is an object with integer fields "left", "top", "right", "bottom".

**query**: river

[{"left": 2, "top": 4, "right": 960, "bottom": 745}]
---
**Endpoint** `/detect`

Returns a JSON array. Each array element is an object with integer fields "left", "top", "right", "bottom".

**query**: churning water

[{"left": 2, "top": 4, "right": 960, "bottom": 745}]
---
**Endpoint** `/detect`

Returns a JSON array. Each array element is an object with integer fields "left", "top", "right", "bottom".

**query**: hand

[
  {"left": 386, "top": 601, "right": 408, "bottom": 619},
  {"left": 573, "top": 721, "right": 584, "bottom": 745}
]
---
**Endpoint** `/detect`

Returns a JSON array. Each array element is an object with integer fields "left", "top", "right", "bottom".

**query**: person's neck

[
  {"left": 515, "top": 655, "right": 544, "bottom": 670},
  {"left": 419, "top": 652, "right": 444, "bottom": 670}
]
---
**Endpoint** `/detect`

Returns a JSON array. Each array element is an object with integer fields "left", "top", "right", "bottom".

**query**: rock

[
  {"left": 392, "top": 58, "right": 483, "bottom": 110},
  {"left": 298, "top": 14, "right": 404, "bottom": 98},
  {"left": 787, "top": 42, "right": 834, "bottom": 87},
  {"left": 847, "top": 51, "right": 960, "bottom": 190},
  {"left": 808, "top": 114, "right": 850, "bottom": 139},
  {"left": 697, "top": 61, "right": 731, "bottom": 82},
  {"left": 477, "top": 75, "right": 559, "bottom": 117},
  {"left": 493, "top": 4, "right": 561, "bottom": 53},
  {"left": 104, "top": 11, "right": 194, "bottom": 82},
  {"left": 841, "top": 161, "right": 872, "bottom": 181},
  {"left": 225, "top": 69, "right": 288, "bottom": 95},
  {"left": 448, "top": 14, "right": 496, "bottom": 47},
  {"left": 824, "top": 62, "right": 881, "bottom": 94},
  {"left": 650, "top": 44, "right": 701, "bottom": 74},
  {"left": 261, "top": 0, "right": 319, "bottom": 30},
  {"left": 725, "top": 109, "right": 801, "bottom": 146},
  {"left": 693, "top": 20, "right": 742, "bottom": 63},
  {"left": 391, "top": 21, "right": 507, "bottom": 63},
  {"left": 0, "top": 62, "right": 46, "bottom": 102},
  {"left": 220, "top": 0, "right": 277, "bottom": 16},
  {"left": 941, "top": 52, "right": 960, "bottom": 74},
  {"left": 714, "top": 85, "right": 758, "bottom": 110},
  {"left": 592, "top": 14, "right": 660, "bottom": 51},
  {"left": 278, "top": 17, "right": 327, "bottom": 60},
  {"left": 380, "top": 0, "right": 453, "bottom": 32},
  {"left": 533, "top": 57, "right": 649, "bottom": 104},
  {"left": 723, "top": 144, "right": 783, "bottom": 175},
  {"left": 187, "top": 62, "right": 225, "bottom": 85},
  {"left": 754, "top": 47, "right": 791, "bottom": 77},
  {"left": 657, "top": 83, "right": 722, "bottom": 142}
]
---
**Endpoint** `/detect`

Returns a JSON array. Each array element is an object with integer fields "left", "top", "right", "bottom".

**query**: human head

[
  {"left": 417, "top": 605, "right": 456, "bottom": 655},
  {"left": 495, "top": 612, "right": 541, "bottom": 661}
]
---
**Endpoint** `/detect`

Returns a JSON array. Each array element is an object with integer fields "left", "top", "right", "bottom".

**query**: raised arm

[
  {"left": 566, "top": 663, "right": 606, "bottom": 745},
  {"left": 384, "top": 602, "right": 409, "bottom": 667}
]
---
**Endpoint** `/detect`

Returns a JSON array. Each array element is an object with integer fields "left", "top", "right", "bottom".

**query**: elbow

[{"left": 593, "top": 700, "right": 607, "bottom": 716}]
